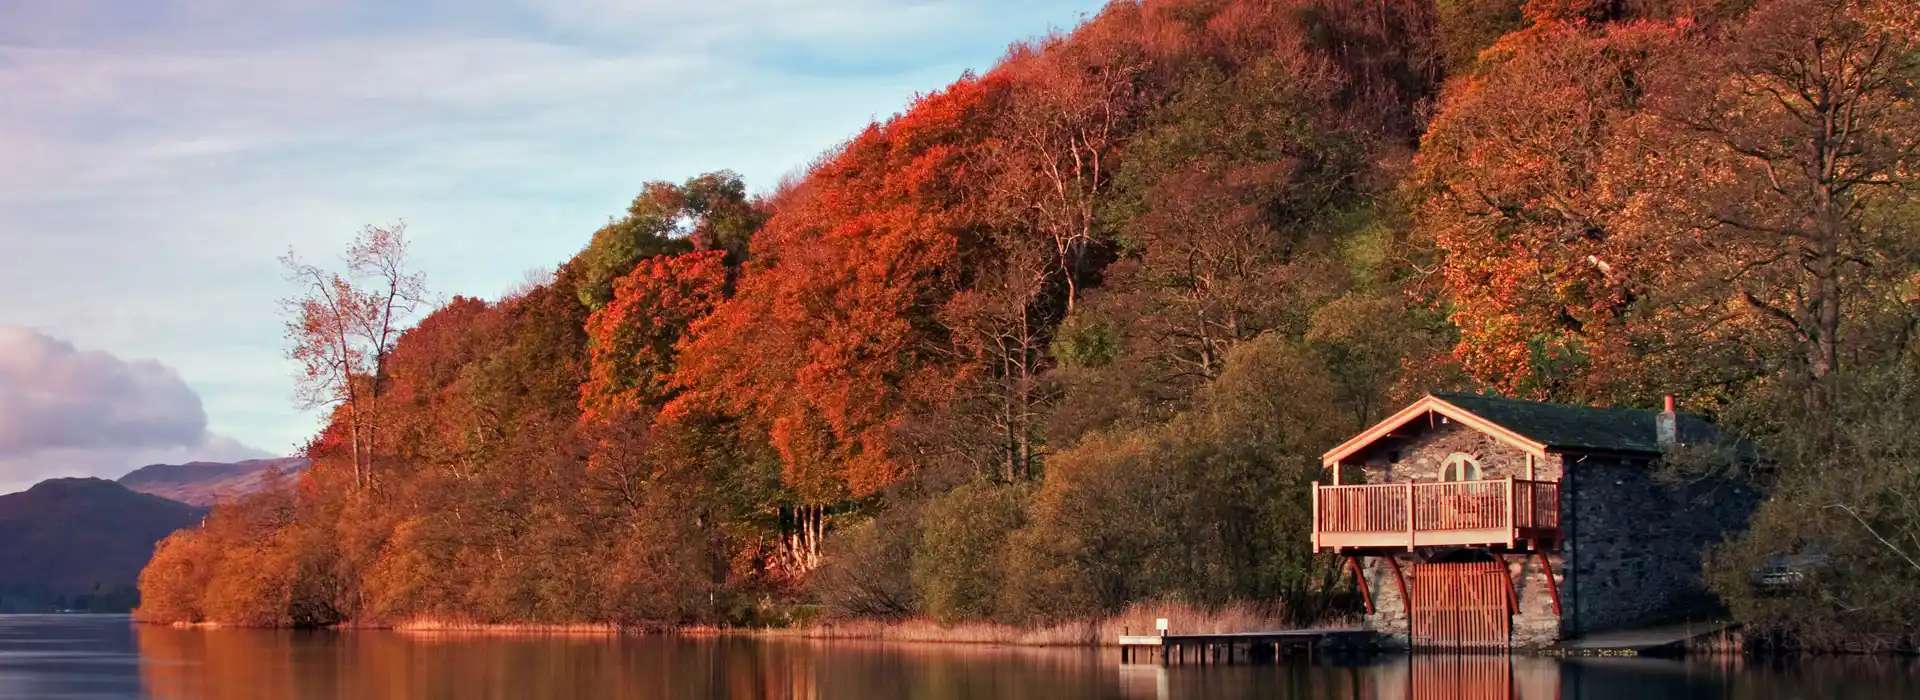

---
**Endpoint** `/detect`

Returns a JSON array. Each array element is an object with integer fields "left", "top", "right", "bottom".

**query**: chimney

[{"left": 1657, "top": 395, "right": 1678, "bottom": 448}]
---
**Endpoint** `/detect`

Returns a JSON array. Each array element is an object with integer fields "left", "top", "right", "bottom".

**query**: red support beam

[
  {"left": 1385, "top": 555, "right": 1412, "bottom": 613},
  {"left": 1347, "top": 555, "right": 1374, "bottom": 614},
  {"left": 1535, "top": 551, "right": 1562, "bottom": 616}
]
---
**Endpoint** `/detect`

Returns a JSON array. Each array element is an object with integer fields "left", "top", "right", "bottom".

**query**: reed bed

[
  {"left": 391, "top": 619, "right": 626, "bottom": 636},
  {"left": 770, "top": 601, "right": 1310, "bottom": 647}
]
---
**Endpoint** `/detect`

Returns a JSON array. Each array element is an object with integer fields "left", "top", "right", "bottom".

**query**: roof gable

[{"left": 1323, "top": 392, "right": 1721, "bottom": 466}]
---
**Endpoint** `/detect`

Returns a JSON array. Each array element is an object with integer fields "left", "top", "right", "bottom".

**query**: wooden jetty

[{"left": 1118, "top": 628, "right": 1374, "bottom": 665}]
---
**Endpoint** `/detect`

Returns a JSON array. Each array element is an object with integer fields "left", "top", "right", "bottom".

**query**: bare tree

[
  {"left": 281, "top": 222, "right": 429, "bottom": 490},
  {"left": 941, "top": 235, "right": 1056, "bottom": 482},
  {"left": 984, "top": 36, "right": 1149, "bottom": 315}
]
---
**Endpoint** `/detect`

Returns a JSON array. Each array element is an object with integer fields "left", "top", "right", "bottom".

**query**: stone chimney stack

[{"left": 1657, "top": 394, "right": 1678, "bottom": 448}]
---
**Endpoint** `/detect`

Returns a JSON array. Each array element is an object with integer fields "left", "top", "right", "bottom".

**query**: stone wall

[
  {"left": 1355, "top": 421, "right": 1563, "bottom": 484},
  {"left": 1560, "top": 455, "right": 1758, "bottom": 635},
  {"left": 1360, "top": 557, "right": 1410, "bottom": 646},
  {"left": 1506, "top": 553, "right": 1564, "bottom": 647}
]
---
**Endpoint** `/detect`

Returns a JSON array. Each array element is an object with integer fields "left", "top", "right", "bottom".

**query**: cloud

[
  {"left": 0, "top": 325, "right": 269, "bottom": 493},
  {"left": 0, "top": 325, "right": 206, "bottom": 456}
]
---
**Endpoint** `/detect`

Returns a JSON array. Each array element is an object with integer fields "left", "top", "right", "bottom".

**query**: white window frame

[{"left": 1440, "top": 452, "right": 1483, "bottom": 482}]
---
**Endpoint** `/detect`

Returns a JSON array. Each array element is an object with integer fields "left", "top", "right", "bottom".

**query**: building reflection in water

[
  {"left": 1117, "top": 653, "right": 1920, "bottom": 700},
  {"left": 136, "top": 625, "right": 1916, "bottom": 700}
]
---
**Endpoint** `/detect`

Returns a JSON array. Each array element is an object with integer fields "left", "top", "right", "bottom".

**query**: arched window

[{"left": 1440, "top": 452, "right": 1482, "bottom": 482}]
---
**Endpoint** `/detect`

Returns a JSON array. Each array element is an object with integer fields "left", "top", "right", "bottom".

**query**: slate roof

[{"left": 1431, "top": 391, "right": 1723, "bottom": 455}]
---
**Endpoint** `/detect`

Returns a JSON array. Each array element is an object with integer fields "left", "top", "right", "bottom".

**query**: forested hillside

[
  {"left": 139, "top": 0, "right": 1920, "bottom": 648},
  {"left": 1, "top": 479, "right": 205, "bottom": 613}
]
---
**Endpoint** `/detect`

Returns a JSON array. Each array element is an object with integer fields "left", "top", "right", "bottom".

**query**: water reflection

[
  {"left": 1112, "top": 655, "right": 1920, "bottom": 700},
  {"left": 123, "top": 623, "right": 1920, "bottom": 700}
]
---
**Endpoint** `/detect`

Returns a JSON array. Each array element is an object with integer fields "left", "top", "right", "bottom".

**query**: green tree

[{"left": 575, "top": 171, "right": 762, "bottom": 309}]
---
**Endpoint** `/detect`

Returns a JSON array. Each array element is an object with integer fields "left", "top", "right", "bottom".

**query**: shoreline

[
  {"left": 132, "top": 615, "right": 1911, "bottom": 657},
  {"left": 132, "top": 602, "right": 1300, "bottom": 648}
]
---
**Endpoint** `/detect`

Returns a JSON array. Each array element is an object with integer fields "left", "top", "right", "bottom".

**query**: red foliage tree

[
  {"left": 581, "top": 251, "right": 730, "bottom": 423},
  {"left": 671, "top": 76, "right": 1010, "bottom": 500}
]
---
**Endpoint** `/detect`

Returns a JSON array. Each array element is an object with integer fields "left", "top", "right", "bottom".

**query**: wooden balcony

[{"left": 1312, "top": 478, "right": 1560, "bottom": 552}]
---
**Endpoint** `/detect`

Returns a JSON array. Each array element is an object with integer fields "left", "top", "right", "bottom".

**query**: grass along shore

[
  {"left": 140, "top": 602, "right": 1322, "bottom": 647},
  {"left": 758, "top": 602, "right": 1317, "bottom": 647}
]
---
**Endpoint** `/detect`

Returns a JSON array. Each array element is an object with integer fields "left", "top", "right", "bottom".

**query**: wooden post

[
  {"left": 1311, "top": 481, "right": 1321, "bottom": 553},
  {"left": 1526, "top": 453, "right": 1536, "bottom": 480},
  {"left": 1505, "top": 476, "right": 1517, "bottom": 545},
  {"left": 1405, "top": 480, "right": 1417, "bottom": 551}
]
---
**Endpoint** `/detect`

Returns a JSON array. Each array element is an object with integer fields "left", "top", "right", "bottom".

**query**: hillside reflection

[{"left": 134, "top": 626, "right": 1919, "bottom": 700}]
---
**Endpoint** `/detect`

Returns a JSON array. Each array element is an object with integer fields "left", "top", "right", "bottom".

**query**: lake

[{"left": 1, "top": 615, "right": 1915, "bottom": 699}]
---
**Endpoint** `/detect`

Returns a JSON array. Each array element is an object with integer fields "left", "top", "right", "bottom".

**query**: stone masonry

[{"left": 1560, "top": 455, "right": 1758, "bottom": 635}]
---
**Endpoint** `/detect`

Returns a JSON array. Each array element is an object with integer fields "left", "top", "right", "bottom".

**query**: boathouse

[{"left": 1312, "top": 392, "right": 1755, "bottom": 649}]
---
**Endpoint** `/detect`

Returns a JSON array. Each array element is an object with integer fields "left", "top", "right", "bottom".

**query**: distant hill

[
  {"left": 0, "top": 478, "right": 205, "bottom": 612},
  {"left": 117, "top": 457, "right": 309, "bottom": 506}
]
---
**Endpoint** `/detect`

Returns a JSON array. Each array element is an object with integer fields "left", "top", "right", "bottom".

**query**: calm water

[{"left": 1, "top": 615, "right": 1915, "bottom": 699}]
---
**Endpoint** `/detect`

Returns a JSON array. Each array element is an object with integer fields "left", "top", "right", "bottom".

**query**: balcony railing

[{"left": 1312, "top": 477, "right": 1560, "bottom": 551}]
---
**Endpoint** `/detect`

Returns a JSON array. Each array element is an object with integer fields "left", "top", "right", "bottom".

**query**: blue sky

[{"left": 0, "top": 0, "right": 1110, "bottom": 492}]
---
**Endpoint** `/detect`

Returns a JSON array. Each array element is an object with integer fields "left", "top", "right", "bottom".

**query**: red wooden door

[{"left": 1410, "top": 562, "right": 1512, "bottom": 650}]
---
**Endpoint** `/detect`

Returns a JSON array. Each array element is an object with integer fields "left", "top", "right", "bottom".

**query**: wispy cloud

[{"left": 0, "top": 0, "right": 1106, "bottom": 462}]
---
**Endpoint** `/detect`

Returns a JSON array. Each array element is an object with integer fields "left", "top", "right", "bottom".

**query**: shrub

[
  {"left": 810, "top": 506, "right": 921, "bottom": 619},
  {"left": 912, "top": 481, "right": 1028, "bottom": 623}
]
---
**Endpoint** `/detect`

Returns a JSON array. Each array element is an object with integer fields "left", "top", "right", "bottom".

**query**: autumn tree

[
  {"left": 281, "top": 223, "right": 429, "bottom": 490},
  {"left": 574, "top": 171, "right": 762, "bottom": 309},
  {"left": 1412, "top": 20, "right": 1684, "bottom": 401},
  {"left": 1616, "top": 0, "right": 1920, "bottom": 392},
  {"left": 983, "top": 29, "right": 1150, "bottom": 316},
  {"left": 673, "top": 76, "right": 1008, "bottom": 500},
  {"left": 937, "top": 222, "right": 1059, "bottom": 482},
  {"left": 1416, "top": 0, "right": 1919, "bottom": 406},
  {"left": 580, "top": 250, "right": 729, "bottom": 421},
  {"left": 1046, "top": 19, "right": 1399, "bottom": 439},
  {"left": 933, "top": 6, "right": 1177, "bottom": 481}
]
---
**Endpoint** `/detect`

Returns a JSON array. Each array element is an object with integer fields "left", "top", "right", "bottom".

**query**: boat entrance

[{"left": 1410, "top": 561, "right": 1512, "bottom": 649}]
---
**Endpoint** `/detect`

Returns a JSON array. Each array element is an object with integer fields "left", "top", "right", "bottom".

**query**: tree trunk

[{"left": 346, "top": 402, "right": 365, "bottom": 490}]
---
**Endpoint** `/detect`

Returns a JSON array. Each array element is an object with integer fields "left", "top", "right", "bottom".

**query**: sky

[{"left": 0, "top": 0, "right": 1110, "bottom": 494}]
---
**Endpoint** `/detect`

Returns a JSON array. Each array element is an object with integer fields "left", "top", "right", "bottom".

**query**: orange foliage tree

[
  {"left": 1415, "top": 0, "right": 1919, "bottom": 405},
  {"left": 672, "top": 76, "right": 1010, "bottom": 501},
  {"left": 581, "top": 250, "right": 729, "bottom": 422},
  {"left": 1412, "top": 20, "right": 1688, "bottom": 401}
]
